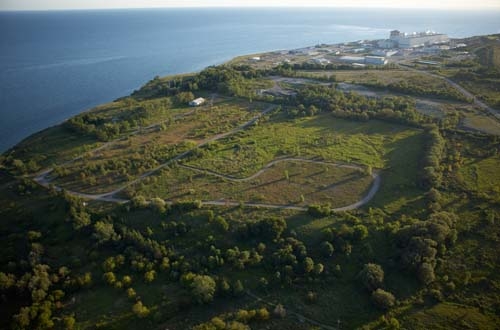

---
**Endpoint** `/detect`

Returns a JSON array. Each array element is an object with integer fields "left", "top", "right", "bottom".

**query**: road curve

[
  {"left": 33, "top": 105, "right": 277, "bottom": 201},
  {"left": 32, "top": 104, "right": 381, "bottom": 212},
  {"left": 178, "top": 157, "right": 381, "bottom": 212},
  {"left": 400, "top": 65, "right": 500, "bottom": 120},
  {"left": 179, "top": 157, "right": 365, "bottom": 182}
]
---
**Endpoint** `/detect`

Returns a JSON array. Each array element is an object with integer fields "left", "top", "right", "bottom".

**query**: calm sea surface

[{"left": 1, "top": 8, "right": 499, "bottom": 152}]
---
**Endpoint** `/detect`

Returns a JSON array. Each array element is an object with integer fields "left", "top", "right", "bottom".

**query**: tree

[
  {"left": 70, "top": 207, "right": 91, "bottom": 230},
  {"left": 12, "top": 159, "right": 26, "bottom": 173},
  {"left": 144, "top": 270, "right": 156, "bottom": 283},
  {"left": 273, "top": 304, "right": 286, "bottom": 318},
  {"left": 131, "top": 195, "right": 148, "bottom": 208},
  {"left": 233, "top": 280, "right": 245, "bottom": 297},
  {"left": 127, "top": 287, "right": 136, "bottom": 299},
  {"left": 176, "top": 91, "right": 195, "bottom": 105},
  {"left": 303, "top": 257, "right": 314, "bottom": 274},
  {"left": 103, "top": 272, "right": 116, "bottom": 285},
  {"left": 0, "top": 272, "right": 16, "bottom": 289},
  {"left": 427, "top": 188, "right": 442, "bottom": 203},
  {"left": 359, "top": 263, "right": 384, "bottom": 291},
  {"left": 93, "top": 221, "right": 119, "bottom": 244},
  {"left": 371, "top": 288, "right": 396, "bottom": 310},
  {"left": 211, "top": 317, "right": 226, "bottom": 329},
  {"left": 256, "top": 307, "right": 270, "bottom": 320},
  {"left": 132, "top": 301, "right": 150, "bottom": 318},
  {"left": 314, "top": 263, "right": 324, "bottom": 275},
  {"left": 191, "top": 275, "right": 216, "bottom": 304},
  {"left": 13, "top": 307, "right": 31, "bottom": 329},
  {"left": 150, "top": 197, "right": 167, "bottom": 214},
  {"left": 417, "top": 262, "right": 435, "bottom": 284},
  {"left": 62, "top": 315, "right": 76, "bottom": 330},
  {"left": 214, "top": 216, "right": 229, "bottom": 232},
  {"left": 122, "top": 275, "right": 132, "bottom": 287},
  {"left": 352, "top": 224, "right": 369, "bottom": 241},
  {"left": 261, "top": 217, "right": 287, "bottom": 240},
  {"left": 320, "top": 241, "right": 334, "bottom": 257}
]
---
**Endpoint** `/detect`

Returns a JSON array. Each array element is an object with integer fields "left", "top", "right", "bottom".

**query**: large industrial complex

[
  {"left": 240, "top": 29, "right": 460, "bottom": 69},
  {"left": 379, "top": 30, "right": 450, "bottom": 49}
]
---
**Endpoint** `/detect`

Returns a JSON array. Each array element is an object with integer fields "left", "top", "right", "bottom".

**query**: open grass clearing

[
  {"left": 47, "top": 99, "right": 266, "bottom": 194},
  {"left": 401, "top": 303, "right": 500, "bottom": 330},
  {"left": 185, "top": 114, "right": 415, "bottom": 177},
  {"left": 462, "top": 113, "right": 500, "bottom": 135},
  {"left": 182, "top": 114, "right": 425, "bottom": 212},
  {"left": 301, "top": 69, "right": 439, "bottom": 85},
  {"left": 132, "top": 159, "right": 373, "bottom": 208},
  {"left": 457, "top": 155, "right": 500, "bottom": 200},
  {"left": 4, "top": 125, "right": 102, "bottom": 169}
]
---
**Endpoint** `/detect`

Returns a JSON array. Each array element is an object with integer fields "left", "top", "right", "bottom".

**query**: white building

[
  {"left": 389, "top": 30, "right": 449, "bottom": 48},
  {"left": 189, "top": 97, "right": 205, "bottom": 107},
  {"left": 339, "top": 56, "right": 365, "bottom": 63},
  {"left": 371, "top": 50, "right": 398, "bottom": 57},
  {"left": 377, "top": 39, "right": 396, "bottom": 49},
  {"left": 365, "top": 56, "right": 388, "bottom": 65},
  {"left": 339, "top": 56, "right": 387, "bottom": 66}
]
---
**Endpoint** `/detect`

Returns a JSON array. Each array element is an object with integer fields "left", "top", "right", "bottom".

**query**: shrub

[
  {"left": 132, "top": 301, "right": 150, "bottom": 318},
  {"left": 359, "top": 263, "right": 384, "bottom": 291},
  {"left": 371, "top": 289, "right": 396, "bottom": 309}
]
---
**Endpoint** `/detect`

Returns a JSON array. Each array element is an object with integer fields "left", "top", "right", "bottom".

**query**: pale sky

[{"left": 2, "top": 0, "right": 500, "bottom": 11}]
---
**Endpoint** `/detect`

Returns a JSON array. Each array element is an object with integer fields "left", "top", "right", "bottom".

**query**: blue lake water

[{"left": 1, "top": 8, "right": 499, "bottom": 152}]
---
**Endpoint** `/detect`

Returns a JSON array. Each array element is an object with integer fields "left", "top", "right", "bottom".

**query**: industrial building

[
  {"left": 370, "top": 49, "right": 398, "bottom": 57},
  {"left": 339, "top": 56, "right": 365, "bottom": 64},
  {"left": 339, "top": 55, "right": 387, "bottom": 66},
  {"left": 388, "top": 30, "right": 449, "bottom": 48},
  {"left": 365, "top": 56, "right": 388, "bottom": 65}
]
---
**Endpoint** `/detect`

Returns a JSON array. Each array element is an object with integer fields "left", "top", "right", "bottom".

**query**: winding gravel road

[
  {"left": 400, "top": 65, "right": 500, "bottom": 120},
  {"left": 179, "top": 157, "right": 381, "bottom": 212},
  {"left": 33, "top": 103, "right": 381, "bottom": 212}
]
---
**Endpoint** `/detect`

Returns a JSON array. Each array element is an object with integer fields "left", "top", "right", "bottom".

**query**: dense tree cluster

[
  {"left": 237, "top": 217, "right": 287, "bottom": 241},
  {"left": 396, "top": 212, "right": 458, "bottom": 284},
  {"left": 192, "top": 306, "right": 270, "bottom": 330},
  {"left": 420, "top": 127, "right": 446, "bottom": 189},
  {"left": 286, "top": 84, "right": 424, "bottom": 126}
]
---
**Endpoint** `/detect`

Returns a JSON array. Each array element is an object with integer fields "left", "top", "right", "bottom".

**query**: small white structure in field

[
  {"left": 189, "top": 97, "right": 206, "bottom": 107},
  {"left": 250, "top": 56, "right": 261, "bottom": 61}
]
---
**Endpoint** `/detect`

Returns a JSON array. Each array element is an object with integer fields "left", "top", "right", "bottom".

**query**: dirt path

[
  {"left": 178, "top": 157, "right": 381, "bottom": 212},
  {"left": 179, "top": 157, "right": 365, "bottom": 183},
  {"left": 33, "top": 105, "right": 277, "bottom": 201},
  {"left": 32, "top": 103, "right": 381, "bottom": 212},
  {"left": 400, "top": 65, "right": 500, "bottom": 120}
]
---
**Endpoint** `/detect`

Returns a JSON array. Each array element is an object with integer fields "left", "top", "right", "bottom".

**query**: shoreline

[{"left": 2, "top": 30, "right": 497, "bottom": 154}]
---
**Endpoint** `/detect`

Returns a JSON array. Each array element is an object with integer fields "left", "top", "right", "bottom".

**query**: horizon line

[{"left": 2, "top": 5, "right": 500, "bottom": 12}]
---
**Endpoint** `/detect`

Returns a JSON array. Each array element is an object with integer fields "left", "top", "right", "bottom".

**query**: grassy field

[
  {"left": 186, "top": 114, "right": 412, "bottom": 173},
  {"left": 180, "top": 113, "right": 425, "bottom": 213},
  {"left": 132, "top": 160, "right": 373, "bottom": 208},
  {"left": 400, "top": 303, "right": 500, "bottom": 330},
  {"left": 462, "top": 113, "right": 500, "bottom": 135},
  {"left": 457, "top": 156, "right": 500, "bottom": 201},
  {"left": 47, "top": 99, "right": 266, "bottom": 194},
  {"left": 302, "top": 69, "right": 423, "bottom": 84},
  {"left": 3, "top": 125, "right": 102, "bottom": 169}
]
